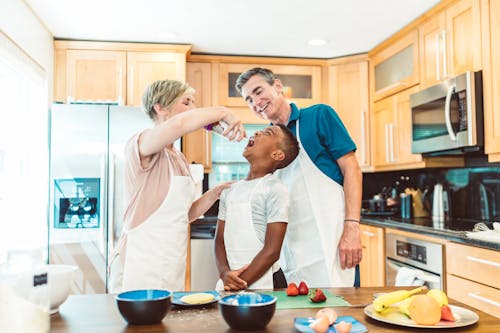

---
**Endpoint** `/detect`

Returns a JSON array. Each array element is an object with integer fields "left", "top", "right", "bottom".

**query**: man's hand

[
  {"left": 221, "top": 265, "right": 248, "bottom": 291},
  {"left": 338, "top": 221, "right": 362, "bottom": 269}
]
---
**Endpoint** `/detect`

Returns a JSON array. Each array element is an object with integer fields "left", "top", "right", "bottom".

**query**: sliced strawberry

[{"left": 441, "top": 305, "right": 456, "bottom": 321}]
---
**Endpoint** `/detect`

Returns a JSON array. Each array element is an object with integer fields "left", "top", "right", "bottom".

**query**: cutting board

[{"left": 263, "top": 290, "right": 350, "bottom": 309}]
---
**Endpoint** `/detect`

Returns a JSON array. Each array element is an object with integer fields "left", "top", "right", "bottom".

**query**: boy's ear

[{"left": 271, "top": 149, "right": 285, "bottom": 162}]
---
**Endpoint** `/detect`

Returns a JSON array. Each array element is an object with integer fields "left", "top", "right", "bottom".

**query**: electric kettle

[{"left": 432, "top": 183, "right": 444, "bottom": 221}]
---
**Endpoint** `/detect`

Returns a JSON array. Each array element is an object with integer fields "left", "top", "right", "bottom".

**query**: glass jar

[{"left": 0, "top": 249, "right": 49, "bottom": 333}]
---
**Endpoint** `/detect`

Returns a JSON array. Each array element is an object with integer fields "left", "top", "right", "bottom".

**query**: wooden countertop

[{"left": 51, "top": 287, "right": 500, "bottom": 332}]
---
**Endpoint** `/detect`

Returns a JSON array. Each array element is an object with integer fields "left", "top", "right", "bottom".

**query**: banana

[
  {"left": 373, "top": 286, "right": 427, "bottom": 312},
  {"left": 398, "top": 295, "right": 415, "bottom": 317}
]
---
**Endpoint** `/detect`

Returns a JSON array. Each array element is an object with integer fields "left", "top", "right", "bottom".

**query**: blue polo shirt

[{"left": 286, "top": 103, "right": 356, "bottom": 186}]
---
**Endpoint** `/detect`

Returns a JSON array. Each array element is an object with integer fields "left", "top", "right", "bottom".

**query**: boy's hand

[{"left": 221, "top": 265, "right": 248, "bottom": 291}]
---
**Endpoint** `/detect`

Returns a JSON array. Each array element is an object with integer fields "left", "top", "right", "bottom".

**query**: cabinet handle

[
  {"left": 441, "top": 30, "right": 447, "bottom": 79},
  {"left": 435, "top": 33, "right": 441, "bottom": 81},
  {"left": 467, "top": 292, "right": 500, "bottom": 308},
  {"left": 466, "top": 255, "right": 500, "bottom": 268},
  {"left": 362, "top": 231, "right": 375, "bottom": 237}
]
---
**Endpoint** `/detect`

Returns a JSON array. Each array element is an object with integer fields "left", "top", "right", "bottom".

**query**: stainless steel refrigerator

[{"left": 48, "top": 104, "right": 171, "bottom": 293}]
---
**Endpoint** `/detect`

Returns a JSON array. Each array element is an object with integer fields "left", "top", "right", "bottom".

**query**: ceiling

[{"left": 26, "top": 0, "right": 442, "bottom": 59}]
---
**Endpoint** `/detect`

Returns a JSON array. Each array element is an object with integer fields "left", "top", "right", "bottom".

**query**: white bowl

[{"left": 47, "top": 264, "right": 77, "bottom": 314}]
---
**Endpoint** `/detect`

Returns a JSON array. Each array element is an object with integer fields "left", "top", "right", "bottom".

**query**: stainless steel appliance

[
  {"left": 385, "top": 233, "right": 443, "bottom": 290},
  {"left": 49, "top": 103, "right": 174, "bottom": 293},
  {"left": 410, "top": 71, "right": 483, "bottom": 155},
  {"left": 189, "top": 222, "right": 219, "bottom": 291}
]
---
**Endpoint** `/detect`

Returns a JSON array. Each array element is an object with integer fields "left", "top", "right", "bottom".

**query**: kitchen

[{"left": 1, "top": 0, "right": 500, "bottom": 331}]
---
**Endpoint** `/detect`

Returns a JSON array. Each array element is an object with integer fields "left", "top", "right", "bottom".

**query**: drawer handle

[
  {"left": 466, "top": 256, "right": 500, "bottom": 268},
  {"left": 362, "top": 231, "right": 375, "bottom": 237},
  {"left": 467, "top": 292, "right": 500, "bottom": 308}
]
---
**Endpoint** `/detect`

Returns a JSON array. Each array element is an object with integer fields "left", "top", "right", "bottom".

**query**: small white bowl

[{"left": 47, "top": 264, "right": 77, "bottom": 314}]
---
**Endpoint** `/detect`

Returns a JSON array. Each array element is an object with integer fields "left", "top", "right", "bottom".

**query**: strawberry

[
  {"left": 441, "top": 304, "right": 456, "bottom": 321},
  {"left": 298, "top": 281, "right": 309, "bottom": 295},
  {"left": 308, "top": 288, "right": 327, "bottom": 303},
  {"left": 286, "top": 282, "right": 299, "bottom": 296}
]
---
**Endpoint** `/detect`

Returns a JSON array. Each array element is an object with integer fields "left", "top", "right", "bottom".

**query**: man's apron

[
  {"left": 121, "top": 161, "right": 194, "bottom": 292},
  {"left": 276, "top": 119, "right": 354, "bottom": 287},
  {"left": 216, "top": 176, "right": 275, "bottom": 290}
]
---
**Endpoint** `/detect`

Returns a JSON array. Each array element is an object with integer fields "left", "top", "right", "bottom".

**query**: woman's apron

[
  {"left": 275, "top": 119, "right": 354, "bottom": 287},
  {"left": 216, "top": 176, "right": 275, "bottom": 290},
  {"left": 121, "top": 159, "right": 195, "bottom": 292}
]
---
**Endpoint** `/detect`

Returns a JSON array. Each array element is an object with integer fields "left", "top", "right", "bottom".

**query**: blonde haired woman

[{"left": 109, "top": 79, "right": 245, "bottom": 292}]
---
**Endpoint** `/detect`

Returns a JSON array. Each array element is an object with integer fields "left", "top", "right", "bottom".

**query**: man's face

[
  {"left": 240, "top": 75, "right": 287, "bottom": 122},
  {"left": 243, "top": 125, "right": 284, "bottom": 162}
]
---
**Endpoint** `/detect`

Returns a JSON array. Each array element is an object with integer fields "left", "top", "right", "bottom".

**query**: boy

[{"left": 214, "top": 124, "right": 299, "bottom": 290}]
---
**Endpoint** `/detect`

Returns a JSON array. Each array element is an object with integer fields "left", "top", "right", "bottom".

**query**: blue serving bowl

[
  {"left": 219, "top": 292, "right": 277, "bottom": 331},
  {"left": 116, "top": 289, "right": 172, "bottom": 325}
]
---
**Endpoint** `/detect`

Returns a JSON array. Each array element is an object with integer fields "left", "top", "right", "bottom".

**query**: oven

[{"left": 385, "top": 233, "right": 444, "bottom": 290}]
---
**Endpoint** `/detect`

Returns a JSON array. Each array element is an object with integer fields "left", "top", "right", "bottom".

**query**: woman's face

[{"left": 167, "top": 92, "right": 196, "bottom": 117}]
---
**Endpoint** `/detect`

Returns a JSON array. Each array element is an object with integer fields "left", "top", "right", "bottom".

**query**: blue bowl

[
  {"left": 219, "top": 293, "right": 276, "bottom": 331},
  {"left": 116, "top": 289, "right": 172, "bottom": 325}
]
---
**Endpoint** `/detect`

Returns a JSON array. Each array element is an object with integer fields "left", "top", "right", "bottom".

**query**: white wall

[{"left": 0, "top": 0, "right": 53, "bottom": 101}]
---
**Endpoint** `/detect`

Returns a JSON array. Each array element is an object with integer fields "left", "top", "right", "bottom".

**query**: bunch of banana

[{"left": 373, "top": 286, "right": 427, "bottom": 312}]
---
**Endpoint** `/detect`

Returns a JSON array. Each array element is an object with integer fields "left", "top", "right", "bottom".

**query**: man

[
  {"left": 215, "top": 124, "right": 300, "bottom": 290},
  {"left": 235, "top": 67, "right": 362, "bottom": 287}
]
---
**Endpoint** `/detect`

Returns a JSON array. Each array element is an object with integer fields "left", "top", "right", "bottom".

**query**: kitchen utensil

[
  {"left": 218, "top": 292, "right": 276, "bottom": 331},
  {"left": 116, "top": 289, "right": 171, "bottom": 325}
]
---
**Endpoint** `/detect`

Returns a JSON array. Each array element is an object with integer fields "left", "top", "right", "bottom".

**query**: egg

[
  {"left": 309, "top": 315, "right": 330, "bottom": 333},
  {"left": 315, "top": 307, "right": 338, "bottom": 325},
  {"left": 334, "top": 320, "right": 352, "bottom": 333}
]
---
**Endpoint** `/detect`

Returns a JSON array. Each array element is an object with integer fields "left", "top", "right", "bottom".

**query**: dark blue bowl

[
  {"left": 219, "top": 293, "right": 277, "bottom": 331},
  {"left": 116, "top": 289, "right": 172, "bottom": 325}
]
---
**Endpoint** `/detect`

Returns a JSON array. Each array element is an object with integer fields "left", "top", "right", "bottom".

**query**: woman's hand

[
  {"left": 210, "top": 181, "right": 234, "bottom": 200},
  {"left": 221, "top": 110, "right": 247, "bottom": 141}
]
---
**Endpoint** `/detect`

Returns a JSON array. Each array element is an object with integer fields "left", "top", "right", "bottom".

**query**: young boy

[{"left": 214, "top": 124, "right": 299, "bottom": 290}]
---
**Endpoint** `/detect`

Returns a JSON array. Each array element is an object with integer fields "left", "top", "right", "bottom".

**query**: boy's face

[{"left": 243, "top": 125, "right": 285, "bottom": 163}]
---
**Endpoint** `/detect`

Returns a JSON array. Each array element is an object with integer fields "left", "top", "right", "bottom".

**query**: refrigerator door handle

[
  {"left": 100, "top": 154, "right": 108, "bottom": 256},
  {"left": 108, "top": 152, "right": 115, "bottom": 256}
]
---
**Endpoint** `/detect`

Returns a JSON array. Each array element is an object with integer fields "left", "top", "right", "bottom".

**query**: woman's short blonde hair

[{"left": 142, "top": 79, "right": 195, "bottom": 120}]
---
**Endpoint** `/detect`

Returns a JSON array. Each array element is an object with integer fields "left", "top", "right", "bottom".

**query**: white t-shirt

[{"left": 218, "top": 174, "right": 290, "bottom": 243}]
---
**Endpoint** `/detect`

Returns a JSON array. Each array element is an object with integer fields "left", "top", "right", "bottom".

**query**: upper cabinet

[
  {"left": 217, "top": 62, "right": 322, "bottom": 108},
  {"left": 481, "top": 0, "right": 500, "bottom": 162},
  {"left": 54, "top": 41, "right": 191, "bottom": 105},
  {"left": 370, "top": 29, "right": 419, "bottom": 102},
  {"left": 419, "top": 0, "right": 482, "bottom": 88},
  {"left": 327, "top": 56, "right": 371, "bottom": 171}
]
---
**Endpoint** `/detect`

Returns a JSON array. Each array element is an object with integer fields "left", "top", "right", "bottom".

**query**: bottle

[
  {"left": 205, "top": 121, "right": 248, "bottom": 142},
  {"left": 0, "top": 249, "right": 50, "bottom": 333}
]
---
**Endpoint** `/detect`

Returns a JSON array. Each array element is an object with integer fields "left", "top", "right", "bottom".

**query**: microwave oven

[{"left": 410, "top": 71, "right": 483, "bottom": 155}]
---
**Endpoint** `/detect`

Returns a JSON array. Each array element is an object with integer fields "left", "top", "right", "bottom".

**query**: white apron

[
  {"left": 216, "top": 177, "right": 274, "bottom": 290},
  {"left": 122, "top": 161, "right": 194, "bottom": 292},
  {"left": 276, "top": 119, "right": 354, "bottom": 287}
]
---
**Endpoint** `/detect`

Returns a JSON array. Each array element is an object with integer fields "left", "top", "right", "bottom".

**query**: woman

[{"left": 109, "top": 79, "right": 246, "bottom": 292}]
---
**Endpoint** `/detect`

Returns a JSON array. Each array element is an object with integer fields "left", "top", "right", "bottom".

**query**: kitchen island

[{"left": 51, "top": 287, "right": 500, "bottom": 332}]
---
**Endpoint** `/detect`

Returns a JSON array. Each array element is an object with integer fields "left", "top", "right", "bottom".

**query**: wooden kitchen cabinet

[
  {"left": 359, "top": 224, "right": 385, "bottom": 287},
  {"left": 419, "top": 0, "right": 482, "bottom": 88},
  {"left": 446, "top": 242, "right": 500, "bottom": 318},
  {"left": 54, "top": 41, "right": 191, "bottom": 105},
  {"left": 327, "top": 56, "right": 371, "bottom": 171},
  {"left": 480, "top": 0, "right": 500, "bottom": 162},
  {"left": 369, "top": 29, "right": 419, "bottom": 102},
  {"left": 217, "top": 62, "right": 322, "bottom": 108}
]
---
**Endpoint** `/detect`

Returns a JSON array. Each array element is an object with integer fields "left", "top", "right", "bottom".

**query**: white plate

[{"left": 364, "top": 304, "right": 479, "bottom": 329}]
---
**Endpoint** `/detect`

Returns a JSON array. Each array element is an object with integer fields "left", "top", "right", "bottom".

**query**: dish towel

[{"left": 395, "top": 267, "right": 425, "bottom": 286}]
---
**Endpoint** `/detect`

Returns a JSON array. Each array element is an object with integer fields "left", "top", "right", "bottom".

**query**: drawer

[
  {"left": 447, "top": 274, "right": 500, "bottom": 319},
  {"left": 446, "top": 242, "right": 500, "bottom": 288}
]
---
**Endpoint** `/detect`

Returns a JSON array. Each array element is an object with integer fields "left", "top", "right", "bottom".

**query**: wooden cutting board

[{"left": 263, "top": 290, "right": 350, "bottom": 309}]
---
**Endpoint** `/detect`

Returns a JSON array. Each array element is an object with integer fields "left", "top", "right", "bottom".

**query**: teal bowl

[
  {"left": 219, "top": 292, "right": 277, "bottom": 330},
  {"left": 116, "top": 289, "right": 171, "bottom": 325}
]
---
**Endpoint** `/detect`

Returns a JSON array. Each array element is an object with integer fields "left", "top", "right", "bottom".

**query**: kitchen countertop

[
  {"left": 51, "top": 287, "right": 500, "bottom": 332},
  {"left": 361, "top": 216, "right": 500, "bottom": 251}
]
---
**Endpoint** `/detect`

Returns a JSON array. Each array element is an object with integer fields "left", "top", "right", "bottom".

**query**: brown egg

[
  {"left": 309, "top": 315, "right": 330, "bottom": 333},
  {"left": 315, "top": 307, "right": 338, "bottom": 325},
  {"left": 334, "top": 321, "right": 352, "bottom": 333}
]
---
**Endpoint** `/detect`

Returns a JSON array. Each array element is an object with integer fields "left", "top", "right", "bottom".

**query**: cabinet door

[
  {"left": 481, "top": 0, "right": 500, "bottom": 161},
  {"left": 184, "top": 62, "right": 212, "bottom": 171},
  {"left": 393, "top": 86, "right": 422, "bottom": 165},
  {"left": 359, "top": 224, "right": 385, "bottom": 287},
  {"left": 445, "top": 0, "right": 482, "bottom": 77},
  {"left": 66, "top": 50, "right": 126, "bottom": 103},
  {"left": 127, "top": 52, "right": 186, "bottom": 106},
  {"left": 372, "top": 97, "right": 394, "bottom": 168},
  {"left": 218, "top": 63, "right": 322, "bottom": 108},
  {"left": 328, "top": 60, "right": 370, "bottom": 170},
  {"left": 419, "top": 12, "right": 446, "bottom": 88}
]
